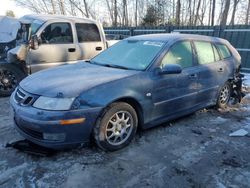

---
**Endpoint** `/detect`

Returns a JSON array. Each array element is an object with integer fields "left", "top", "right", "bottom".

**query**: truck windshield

[
  {"left": 31, "top": 20, "right": 44, "bottom": 35},
  {"left": 91, "top": 40, "right": 165, "bottom": 70}
]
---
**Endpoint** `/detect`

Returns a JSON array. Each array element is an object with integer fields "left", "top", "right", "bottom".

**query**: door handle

[
  {"left": 218, "top": 68, "right": 224, "bottom": 72},
  {"left": 96, "top": 46, "right": 102, "bottom": 51},
  {"left": 68, "top": 48, "right": 76, "bottom": 52},
  {"left": 189, "top": 74, "right": 197, "bottom": 79}
]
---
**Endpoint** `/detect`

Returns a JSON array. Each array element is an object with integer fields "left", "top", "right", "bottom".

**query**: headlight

[{"left": 33, "top": 96, "right": 75, "bottom": 111}]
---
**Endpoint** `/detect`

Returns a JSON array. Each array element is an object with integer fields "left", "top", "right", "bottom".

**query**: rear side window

[
  {"left": 76, "top": 23, "right": 101, "bottom": 42},
  {"left": 161, "top": 41, "right": 193, "bottom": 68},
  {"left": 194, "top": 41, "right": 215, "bottom": 64},
  {"left": 41, "top": 22, "right": 73, "bottom": 44},
  {"left": 216, "top": 44, "right": 231, "bottom": 59}
]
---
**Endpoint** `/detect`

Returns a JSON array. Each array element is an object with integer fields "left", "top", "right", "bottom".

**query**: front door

[
  {"left": 152, "top": 41, "right": 199, "bottom": 121},
  {"left": 28, "top": 22, "right": 77, "bottom": 73}
]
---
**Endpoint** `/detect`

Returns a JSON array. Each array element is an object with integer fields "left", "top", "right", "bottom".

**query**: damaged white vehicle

[
  {"left": 0, "top": 16, "right": 21, "bottom": 60},
  {"left": 0, "top": 14, "right": 117, "bottom": 96}
]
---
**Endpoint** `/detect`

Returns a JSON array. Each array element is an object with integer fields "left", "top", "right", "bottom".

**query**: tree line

[{"left": 13, "top": 0, "right": 250, "bottom": 26}]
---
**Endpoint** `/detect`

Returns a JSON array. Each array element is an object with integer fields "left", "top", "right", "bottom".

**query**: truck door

[
  {"left": 28, "top": 22, "right": 77, "bottom": 73},
  {"left": 75, "top": 23, "right": 105, "bottom": 60}
]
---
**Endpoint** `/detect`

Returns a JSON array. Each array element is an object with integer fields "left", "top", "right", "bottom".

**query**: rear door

[
  {"left": 75, "top": 23, "right": 105, "bottom": 60},
  {"left": 194, "top": 41, "right": 227, "bottom": 105},
  {"left": 28, "top": 22, "right": 77, "bottom": 73},
  {"left": 152, "top": 40, "right": 199, "bottom": 121}
]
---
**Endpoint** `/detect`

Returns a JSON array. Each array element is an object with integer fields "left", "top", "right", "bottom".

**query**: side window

[
  {"left": 212, "top": 44, "right": 220, "bottom": 61},
  {"left": 161, "top": 41, "right": 193, "bottom": 69},
  {"left": 40, "top": 23, "right": 73, "bottom": 44},
  {"left": 216, "top": 44, "right": 231, "bottom": 59},
  {"left": 76, "top": 23, "right": 101, "bottom": 42},
  {"left": 194, "top": 41, "right": 215, "bottom": 64}
]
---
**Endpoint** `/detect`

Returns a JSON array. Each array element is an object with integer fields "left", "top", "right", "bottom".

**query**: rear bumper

[{"left": 10, "top": 94, "right": 102, "bottom": 149}]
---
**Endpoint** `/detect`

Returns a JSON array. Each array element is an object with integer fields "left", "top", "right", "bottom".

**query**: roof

[
  {"left": 126, "top": 33, "right": 228, "bottom": 44},
  {"left": 19, "top": 14, "right": 97, "bottom": 24}
]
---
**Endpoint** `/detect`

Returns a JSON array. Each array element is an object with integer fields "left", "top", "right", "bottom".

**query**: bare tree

[
  {"left": 230, "top": 0, "right": 240, "bottom": 25},
  {"left": 200, "top": 0, "right": 208, "bottom": 25},
  {"left": 194, "top": 0, "right": 201, "bottom": 25},
  {"left": 135, "top": 0, "right": 138, "bottom": 26},
  {"left": 13, "top": 0, "right": 249, "bottom": 27},
  {"left": 122, "top": 0, "right": 128, "bottom": 26},
  {"left": 50, "top": 0, "right": 56, "bottom": 14},
  {"left": 6, "top": 10, "right": 15, "bottom": 17},
  {"left": 83, "top": 0, "right": 89, "bottom": 18},
  {"left": 220, "top": 0, "right": 230, "bottom": 26},
  {"left": 176, "top": 0, "right": 181, "bottom": 25},
  {"left": 114, "top": 0, "right": 118, "bottom": 26},
  {"left": 246, "top": 0, "right": 250, "bottom": 24}
]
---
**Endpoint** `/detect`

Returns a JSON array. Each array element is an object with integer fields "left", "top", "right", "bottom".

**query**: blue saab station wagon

[{"left": 10, "top": 34, "right": 242, "bottom": 151}]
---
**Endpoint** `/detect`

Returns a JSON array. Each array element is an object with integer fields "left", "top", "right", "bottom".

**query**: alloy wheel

[
  {"left": 105, "top": 111, "right": 133, "bottom": 146},
  {"left": 219, "top": 84, "right": 230, "bottom": 105}
]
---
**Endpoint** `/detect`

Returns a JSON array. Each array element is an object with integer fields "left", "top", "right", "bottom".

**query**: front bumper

[{"left": 10, "top": 93, "right": 102, "bottom": 149}]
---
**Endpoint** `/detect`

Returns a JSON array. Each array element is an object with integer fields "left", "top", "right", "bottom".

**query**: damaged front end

[
  {"left": 230, "top": 71, "right": 245, "bottom": 103},
  {"left": 0, "top": 16, "right": 21, "bottom": 60}
]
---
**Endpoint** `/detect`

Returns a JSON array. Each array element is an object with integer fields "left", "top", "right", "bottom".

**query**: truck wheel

[
  {"left": 94, "top": 102, "right": 138, "bottom": 151},
  {"left": 0, "top": 64, "right": 26, "bottom": 97},
  {"left": 216, "top": 82, "right": 231, "bottom": 109}
]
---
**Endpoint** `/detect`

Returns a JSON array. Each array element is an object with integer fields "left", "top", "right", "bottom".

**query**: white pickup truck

[{"left": 0, "top": 14, "right": 118, "bottom": 96}]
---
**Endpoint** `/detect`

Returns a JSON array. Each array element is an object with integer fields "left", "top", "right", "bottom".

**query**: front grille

[
  {"left": 14, "top": 88, "right": 36, "bottom": 106},
  {"left": 15, "top": 120, "right": 43, "bottom": 140}
]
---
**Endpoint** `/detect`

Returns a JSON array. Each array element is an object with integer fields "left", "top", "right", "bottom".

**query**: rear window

[
  {"left": 216, "top": 44, "right": 231, "bottom": 59},
  {"left": 75, "top": 23, "right": 101, "bottom": 42},
  {"left": 194, "top": 41, "right": 215, "bottom": 64}
]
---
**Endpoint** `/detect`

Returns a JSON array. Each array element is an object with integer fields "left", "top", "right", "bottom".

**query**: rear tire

[
  {"left": 94, "top": 102, "right": 138, "bottom": 151},
  {"left": 216, "top": 82, "right": 231, "bottom": 109},
  {"left": 0, "top": 64, "right": 26, "bottom": 97}
]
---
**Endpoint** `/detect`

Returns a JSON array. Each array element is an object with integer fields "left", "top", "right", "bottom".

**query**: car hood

[{"left": 20, "top": 62, "right": 139, "bottom": 98}]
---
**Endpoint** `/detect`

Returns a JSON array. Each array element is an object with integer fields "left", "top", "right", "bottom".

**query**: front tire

[
  {"left": 216, "top": 82, "right": 231, "bottom": 108},
  {"left": 94, "top": 102, "right": 138, "bottom": 151},
  {"left": 0, "top": 64, "right": 26, "bottom": 97}
]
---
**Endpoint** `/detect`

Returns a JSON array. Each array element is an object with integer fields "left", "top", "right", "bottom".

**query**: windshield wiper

[
  {"left": 102, "top": 64, "right": 129, "bottom": 70},
  {"left": 87, "top": 60, "right": 129, "bottom": 70}
]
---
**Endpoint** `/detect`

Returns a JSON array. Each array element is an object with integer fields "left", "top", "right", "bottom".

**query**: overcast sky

[{"left": 0, "top": 0, "right": 33, "bottom": 18}]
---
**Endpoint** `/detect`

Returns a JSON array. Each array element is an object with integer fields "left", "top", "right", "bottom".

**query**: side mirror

[
  {"left": 160, "top": 64, "right": 182, "bottom": 74},
  {"left": 29, "top": 35, "right": 39, "bottom": 50}
]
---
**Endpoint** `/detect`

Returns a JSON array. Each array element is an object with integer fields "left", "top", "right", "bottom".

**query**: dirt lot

[{"left": 0, "top": 90, "right": 250, "bottom": 187}]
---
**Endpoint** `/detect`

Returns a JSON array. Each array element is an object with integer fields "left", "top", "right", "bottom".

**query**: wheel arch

[{"left": 108, "top": 97, "right": 144, "bottom": 129}]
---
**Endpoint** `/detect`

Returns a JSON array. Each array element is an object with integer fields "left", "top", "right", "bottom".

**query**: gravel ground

[{"left": 0, "top": 87, "right": 250, "bottom": 187}]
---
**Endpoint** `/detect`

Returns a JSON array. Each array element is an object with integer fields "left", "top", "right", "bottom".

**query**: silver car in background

[{"left": 0, "top": 14, "right": 115, "bottom": 96}]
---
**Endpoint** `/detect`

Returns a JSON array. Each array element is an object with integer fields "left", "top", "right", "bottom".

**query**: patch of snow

[
  {"left": 211, "top": 117, "right": 228, "bottom": 124},
  {"left": 242, "top": 73, "right": 250, "bottom": 88},
  {"left": 242, "top": 119, "right": 250, "bottom": 132},
  {"left": 229, "top": 129, "right": 248, "bottom": 137},
  {"left": 216, "top": 181, "right": 227, "bottom": 188},
  {"left": 0, "top": 163, "right": 28, "bottom": 185}
]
